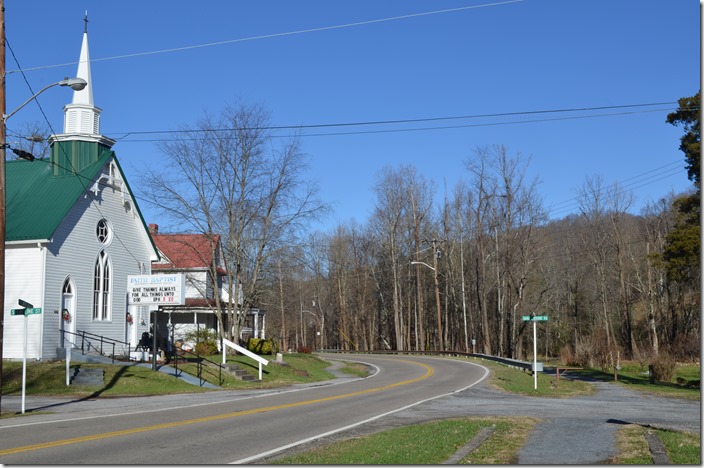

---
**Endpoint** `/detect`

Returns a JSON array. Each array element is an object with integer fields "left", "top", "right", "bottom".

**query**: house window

[
  {"left": 93, "top": 250, "right": 111, "bottom": 321},
  {"left": 96, "top": 219, "right": 112, "bottom": 245}
]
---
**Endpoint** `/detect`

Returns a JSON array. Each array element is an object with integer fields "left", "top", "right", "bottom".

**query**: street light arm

[
  {"left": 3, "top": 78, "right": 87, "bottom": 123},
  {"left": 410, "top": 261, "right": 435, "bottom": 271}
]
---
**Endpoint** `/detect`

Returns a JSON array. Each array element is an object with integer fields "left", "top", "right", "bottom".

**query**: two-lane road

[{"left": 0, "top": 354, "right": 489, "bottom": 464}]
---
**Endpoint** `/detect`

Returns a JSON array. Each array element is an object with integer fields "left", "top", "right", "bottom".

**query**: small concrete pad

[
  {"left": 645, "top": 431, "right": 670, "bottom": 464},
  {"left": 442, "top": 426, "right": 494, "bottom": 464}
]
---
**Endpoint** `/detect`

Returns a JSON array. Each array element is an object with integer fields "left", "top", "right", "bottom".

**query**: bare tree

[
  {"left": 369, "top": 166, "right": 407, "bottom": 350},
  {"left": 8, "top": 121, "right": 51, "bottom": 160},
  {"left": 139, "top": 101, "right": 328, "bottom": 343},
  {"left": 464, "top": 147, "right": 499, "bottom": 354}
]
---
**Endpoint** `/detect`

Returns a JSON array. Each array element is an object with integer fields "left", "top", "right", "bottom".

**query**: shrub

[
  {"left": 651, "top": 352, "right": 677, "bottom": 383},
  {"left": 194, "top": 341, "right": 217, "bottom": 356},
  {"left": 185, "top": 328, "right": 219, "bottom": 356},
  {"left": 560, "top": 345, "right": 578, "bottom": 366},
  {"left": 671, "top": 333, "right": 701, "bottom": 362},
  {"left": 297, "top": 346, "right": 312, "bottom": 354},
  {"left": 247, "top": 338, "right": 279, "bottom": 355}
]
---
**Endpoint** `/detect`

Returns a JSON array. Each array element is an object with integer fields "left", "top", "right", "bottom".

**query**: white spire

[
  {"left": 72, "top": 26, "right": 94, "bottom": 106},
  {"left": 63, "top": 12, "right": 102, "bottom": 136}
]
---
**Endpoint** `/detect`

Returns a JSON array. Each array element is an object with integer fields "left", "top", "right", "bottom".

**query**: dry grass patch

[
  {"left": 610, "top": 424, "right": 652, "bottom": 464},
  {"left": 463, "top": 416, "right": 539, "bottom": 464}
]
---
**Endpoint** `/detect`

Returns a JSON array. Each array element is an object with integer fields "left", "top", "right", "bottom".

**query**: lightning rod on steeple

[{"left": 84, "top": 11, "right": 88, "bottom": 33}]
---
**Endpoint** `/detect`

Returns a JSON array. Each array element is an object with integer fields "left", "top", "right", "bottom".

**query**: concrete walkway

[{"left": 69, "top": 351, "right": 220, "bottom": 389}]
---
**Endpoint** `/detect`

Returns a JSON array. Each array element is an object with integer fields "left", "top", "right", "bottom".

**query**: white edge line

[
  {"left": 229, "top": 359, "right": 490, "bottom": 464},
  {"left": 0, "top": 360, "right": 381, "bottom": 430}
]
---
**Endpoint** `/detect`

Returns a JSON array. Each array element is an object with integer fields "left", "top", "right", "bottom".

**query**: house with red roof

[{"left": 148, "top": 224, "right": 266, "bottom": 345}]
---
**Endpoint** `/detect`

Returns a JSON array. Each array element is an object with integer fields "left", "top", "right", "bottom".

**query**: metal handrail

[
  {"left": 60, "top": 329, "right": 131, "bottom": 364},
  {"left": 172, "top": 347, "right": 224, "bottom": 386}
]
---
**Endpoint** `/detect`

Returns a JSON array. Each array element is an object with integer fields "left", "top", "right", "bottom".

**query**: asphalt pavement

[
  {"left": 344, "top": 372, "right": 700, "bottom": 464},
  {"left": 257, "top": 364, "right": 700, "bottom": 464},
  {"left": 1, "top": 359, "right": 699, "bottom": 464}
]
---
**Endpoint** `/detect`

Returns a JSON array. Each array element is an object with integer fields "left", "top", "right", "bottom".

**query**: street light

[
  {"left": 300, "top": 310, "right": 320, "bottom": 351},
  {"left": 410, "top": 261, "right": 434, "bottom": 271},
  {"left": 412, "top": 238, "right": 445, "bottom": 351},
  {"left": 3, "top": 78, "right": 87, "bottom": 122},
  {"left": 0, "top": 76, "right": 86, "bottom": 415}
]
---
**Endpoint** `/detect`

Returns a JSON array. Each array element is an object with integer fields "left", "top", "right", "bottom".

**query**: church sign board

[{"left": 127, "top": 274, "right": 186, "bottom": 306}]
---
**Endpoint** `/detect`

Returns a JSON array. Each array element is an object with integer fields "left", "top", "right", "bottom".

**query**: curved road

[{"left": 0, "top": 354, "right": 489, "bottom": 464}]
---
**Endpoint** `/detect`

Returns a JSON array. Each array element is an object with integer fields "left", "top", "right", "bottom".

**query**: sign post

[
  {"left": 522, "top": 315, "right": 548, "bottom": 390},
  {"left": 11, "top": 300, "right": 42, "bottom": 413}
]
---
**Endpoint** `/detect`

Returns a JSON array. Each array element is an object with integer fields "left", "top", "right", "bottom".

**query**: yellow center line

[{"left": 0, "top": 359, "right": 434, "bottom": 457}]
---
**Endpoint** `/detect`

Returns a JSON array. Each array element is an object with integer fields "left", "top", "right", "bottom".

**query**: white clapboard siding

[
  {"left": 39, "top": 158, "right": 157, "bottom": 359},
  {"left": 4, "top": 245, "right": 45, "bottom": 359}
]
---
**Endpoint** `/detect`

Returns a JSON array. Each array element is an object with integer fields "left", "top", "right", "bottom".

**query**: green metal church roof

[{"left": 6, "top": 150, "right": 113, "bottom": 241}]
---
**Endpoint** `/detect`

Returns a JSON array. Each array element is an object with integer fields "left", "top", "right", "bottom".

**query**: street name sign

[
  {"left": 11, "top": 307, "right": 42, "bottom": 316},
  {"left": 522, "top": 315, "right": 548, "bottom": 321}
]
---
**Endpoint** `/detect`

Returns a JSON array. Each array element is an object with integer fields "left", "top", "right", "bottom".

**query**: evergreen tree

[{"left": 662, "top": 92, "right": 700, "bottom": 283}]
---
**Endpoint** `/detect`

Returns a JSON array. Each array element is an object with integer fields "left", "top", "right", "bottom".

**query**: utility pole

[
  {"left": 0, "top": 0, "right": 7, "bottom": 415},
  {"left": 431, "top": 238, "right": 443, "bottom": 351}
]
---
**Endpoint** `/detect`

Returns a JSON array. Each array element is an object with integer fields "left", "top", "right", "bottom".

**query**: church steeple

[
  {"left": 49, "top": 14, "right": 115, "bottom": 174},
  {"left": 62, "top": 12, "right": 102, "bottom": 136}
]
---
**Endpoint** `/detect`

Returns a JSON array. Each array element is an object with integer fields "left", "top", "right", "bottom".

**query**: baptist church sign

[{"left": 127, "top": 274, "right": 186, "bottom": 306}]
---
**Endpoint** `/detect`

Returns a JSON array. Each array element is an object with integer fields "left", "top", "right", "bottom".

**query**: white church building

[{"left": 3, "top": 25, "right": 158, "bottom": 360}]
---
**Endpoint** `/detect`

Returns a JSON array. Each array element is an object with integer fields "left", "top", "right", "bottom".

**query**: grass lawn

[
  {"left": 472, "top": 357, "right": 596, "bottom": 397},
  {"left": 612, "top": 424, "right": 700, "bottom": 464},
  {"left": 172, "top": 352, "right": 340, "bottom": 389},
  {"left": 0, "top": 353, "right": 351, "bottom": 402},
  {"left": 1, "top": 360, "right": 209, "bottom": 398},
  {"left": 273, "top": 417, "right": 538, "bottom": 465},
  {"left": 569, "top": 362, "right": 700, "bottom": 401}
]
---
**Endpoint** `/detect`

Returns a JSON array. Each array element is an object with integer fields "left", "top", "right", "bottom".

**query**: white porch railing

[{"left": 222, "top": 338, "right": 269, "bottom": 380}]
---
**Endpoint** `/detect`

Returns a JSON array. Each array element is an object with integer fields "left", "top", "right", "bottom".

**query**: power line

[
  {"left": 6, "top": 39, "right": 144, "bottom": 266},
  {"left": 106, "top": 103, "right": 685, "bottom": 143},
  {"left": 545, "top": 161, "right": 686, "bottom": 218},
  {"left": 6, "top": 0, "right": 524, "bottom": 74}
]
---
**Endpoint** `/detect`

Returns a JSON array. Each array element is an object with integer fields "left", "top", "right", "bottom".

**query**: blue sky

[{"left": 4, "top": 1, "right": 700, "bottom": 232}]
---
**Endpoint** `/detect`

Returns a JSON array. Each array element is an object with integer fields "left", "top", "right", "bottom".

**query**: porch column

[{"left": 253, "top": 310, "right": 259, "bottom": 340}]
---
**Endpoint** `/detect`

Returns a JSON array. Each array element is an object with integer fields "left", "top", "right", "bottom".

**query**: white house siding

[
  {"left": 184, "top": 271, "right": 209, "bottom": 299},
  {"left": 3, "top": 245, "right": 45, "bottom": 359},
  {"left": 41, "top": 160, "right": 156, "bottom": 360}
]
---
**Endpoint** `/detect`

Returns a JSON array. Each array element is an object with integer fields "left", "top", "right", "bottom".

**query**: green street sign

[
  {"left": 10, "top": 307, "right": 41, "bottom": 316},
  {"left": 522, "top": 315, "right": 548, "bottom": 321}
]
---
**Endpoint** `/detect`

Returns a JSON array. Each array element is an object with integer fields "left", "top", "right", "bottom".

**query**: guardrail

[{"left": 319, "top": 349, "right": 535, "bottom": 371}]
